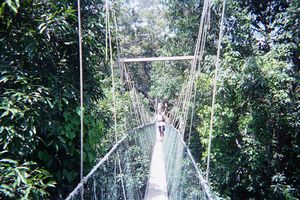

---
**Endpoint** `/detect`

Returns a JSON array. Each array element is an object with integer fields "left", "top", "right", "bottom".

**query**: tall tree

[{"left": 0, "top": 0, "right": 110, "bottom": 198}]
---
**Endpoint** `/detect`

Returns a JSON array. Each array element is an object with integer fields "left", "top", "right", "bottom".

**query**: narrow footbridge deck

[
  {"left": 145, "top": 127, "right": 168, "bottom": 200},
  {"left": 65, "top": 123, "right": 214, "bottom": 200}
]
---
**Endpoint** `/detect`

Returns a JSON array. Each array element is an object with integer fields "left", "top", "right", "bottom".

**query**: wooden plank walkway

[{"left": 144, "top": 126, "right": 168, "bottom": 200}]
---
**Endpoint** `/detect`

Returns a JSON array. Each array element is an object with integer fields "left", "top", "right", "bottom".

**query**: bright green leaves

[
  {"left": 0, "top": 151, "right": 56, "bottom": 199},
  {"left": 0, "top": 70, "right": 50, "bottom": 157},
  {"left": 37, "top": 3, "right": 77, "bottom": 42},
  {"left": 189, "top": 1, "right": 299, "bottom": 195},
  {"left": 0, "top": 0, "right": 20, "bottom": 16},
  {"left": 195, "top": 41, "right": 299, "bottom": 198},
  {"left": 0, "top": 0, "right": 107, "bottom": 198}
]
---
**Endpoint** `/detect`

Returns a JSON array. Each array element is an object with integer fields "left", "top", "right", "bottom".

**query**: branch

[{"left": 134, "top": 85, "right": 155, "bottom": 107}]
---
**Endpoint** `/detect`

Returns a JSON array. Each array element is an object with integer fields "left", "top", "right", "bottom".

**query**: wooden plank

[{"left": 119, "top": 55, "right": 197, "bottom": 63}]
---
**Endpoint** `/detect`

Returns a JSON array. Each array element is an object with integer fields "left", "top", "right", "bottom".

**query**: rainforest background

[{"left": 0, "top": 0, "right": 299, "bottom": 199}]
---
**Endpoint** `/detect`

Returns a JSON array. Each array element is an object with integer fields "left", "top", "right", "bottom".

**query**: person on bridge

[{"left": 156, "top": 111, "right": 166, "bottom": 141}]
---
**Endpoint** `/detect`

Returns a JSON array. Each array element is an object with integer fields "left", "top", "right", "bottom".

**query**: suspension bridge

[
  {"left": 66, "top": 123, "right": 214, "bottom": 200},
  {"left": 68, "top": 0, "right": 225, "bottom": 198}
]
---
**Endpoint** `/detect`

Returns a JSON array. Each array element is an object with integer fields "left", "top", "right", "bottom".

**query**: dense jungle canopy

[{"left": 0, "top": 0, "right": 299, "bottom": 199}]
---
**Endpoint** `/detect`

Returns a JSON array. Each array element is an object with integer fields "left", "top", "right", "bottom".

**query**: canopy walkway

[
  {"left": 67, "top": 0, "right": 223, "bottom": 199},
  {"left": 66, "top": 123, "right": 214, "bottom": 200},
  {"left": 144, "top": 125, "right": 168, "bottom": 200}
]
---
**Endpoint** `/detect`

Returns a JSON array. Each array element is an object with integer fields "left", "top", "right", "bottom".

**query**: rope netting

[
  {"left": 66, "top": 124, "right": 155, "bottom": 200},
  {"left": 163, "top": 125, "right": 214, "bottom": 200}
]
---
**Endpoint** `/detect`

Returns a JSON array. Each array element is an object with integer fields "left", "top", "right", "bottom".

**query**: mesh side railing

[
  {"left": 163, "top": 125, "right": 214, "bottom": 200},
  {"left": 66, "top": 123, "right": 156, "bottom": 200}
]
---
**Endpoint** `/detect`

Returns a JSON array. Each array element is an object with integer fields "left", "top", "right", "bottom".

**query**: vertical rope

[
  {"left": 206, "top": 0, "right": 226, "bottom": 180},
  {"left": 188, "top": 82, "right": 197, "bottom": 146},
  {"left": 107, "top": 5, "right": 124, "bottom": 200},
  {"left": 123, "top": 65, "right": 141, "bottom": 126},
  {"left": 175, "top": 0, "right": 211, "bottom": 135},
  {"left": 106, "top": 0, "right": 118, "bottom": 142},
  {"left": 171, "top": 80, "right": 187, "bottom": 127},
  {"left": 117, "top": 151, "right": 127, "bottom": 200},
  {"left": 112, "top": 10, "right": 128, "bottom": 200},
  {"left": 76, "top": 0, "right": 84, "bottom": 199},
  {"left": 111, "top": 5, "right": 149, "bottom": 127},
  {"left": 187, "top": 3, "right": 211, "bottom": 144},
  {"left": 133, "top": 88, "right": 144, "bottom": 125},
  {"left": 105, "top": 0, "right": 109, "bottom": 61}
]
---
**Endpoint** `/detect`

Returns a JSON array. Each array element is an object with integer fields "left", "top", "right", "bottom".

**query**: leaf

[
  {"left": 0, "top": 150, "right": 8, "bottom": 156},
  {"left": 39, "top": 25, "right": 47, "bottom": 34},
  {"left": 65, "top": 130, "right": 76, "bottom": 140},
  {"left": 22, "top": 161, "right": 36, "bottom": 166},
  {"left": 64, "top": 41, "right": 76, "bottom": 45},
  {"left": 22, "top": 185, "right": 32, "bottom": 200},
  {"left": 58, "top": 136, "right": 66, "bottom": 144},
  {"left": 1, "top": 110, "right": 10, "bottom": 118},
  {"left": 75, "top": 106, "right": 81, "bottom": 116},
  {"left": 16, "top": 169, "right": 27, "bottom": 185},
  {"left": 0, "top": 76, "right": 9, "bottom": 83},
  {"left": 0, "top": 184, "right": 14, "bottom": 196},
  {"left": 88, "top": 152, "right": 95, "bottom": 163},
  {"left": 46, "top": 181, "right": 56, "bottom": 188},
  {"left": 14, "top": 0, "right": 19, "bottom": 7},
  {"left": 63, "top": 111, "right": 70, "bottom": 120},
  {"left": 46, "top": 98, "right": 54, "bottom": 109},
  {"left": 62, "top": 97, "right": 68, "bottom": 105},
  {"left": 0, "top": 158, "right": 18, "bottom": 165},
  {"left": 6, "top": 0, "right": 18, "bottom": 13},
  {"left": 0, "top": 3, "right": 5, "bottom": 17}
]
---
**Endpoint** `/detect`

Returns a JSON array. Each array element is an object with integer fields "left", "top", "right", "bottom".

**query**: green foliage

[
  {"left": 1, "top": 0, "right": 299, "bottom": 199},
  {"left": 207, "top": 48, "right": 299, "bottom": 199},
  {"left": 0, "top": 70, "right": 50, "bottom": 158},
  {"left": 0, "top": 151, "right": 55, "bottom": 199},
  {"left": 149, "top": 62, "right": 185, "bottom": 104},
  {"left": 0, "top": 0, "right": 109, "bottom": 198},
  {"left": 161, "top": 0, "right": 300, "bottom": 199},
  {"left": 193, "top": 22, "right": 299, "bottom": 200},
  {"left": 116, "top": 0, "right": 172, "bottom": 103}
]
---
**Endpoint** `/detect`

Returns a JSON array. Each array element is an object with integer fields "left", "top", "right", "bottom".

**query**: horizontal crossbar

[{"left": 119, "top": 56, "right": 198, "bottom": 63}]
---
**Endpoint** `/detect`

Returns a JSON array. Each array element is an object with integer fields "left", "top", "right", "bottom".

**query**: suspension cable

[
  {"left": 176, "top": 0, "right": 211, "bottom": 135},
  {"left": 112, "top": 9, "right": 146, "bottom": 127},
  {"left": 106, "top": 0, "right": 118, "bottom": 142},
  {"left": 105, "top": 0, "right": 109, "bottom": 61},
  {"left": 187, "top": 0, "right": 211, "bottom": 145},
  {"left": 76, "top": 0, "right": 84, "bottom": 199},
  {"left": 110, "top": 7, "right": 129, "bottom": 200},
  {"left": 206, "top": 0, "right": 226, "bottom": 181},
  {"left": 187, "top": 81, "right": 197, "bottom": 146}
]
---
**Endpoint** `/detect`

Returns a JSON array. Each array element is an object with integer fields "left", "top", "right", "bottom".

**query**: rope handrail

[
  {"left": 168, "top": 125, "right": 214, "bottom": 200},
  {"left": 65, "top": 122, "right": 216, "bottom": 200},
  {"left": 65, "top": 122, "right": 155, "bottom": 200}
]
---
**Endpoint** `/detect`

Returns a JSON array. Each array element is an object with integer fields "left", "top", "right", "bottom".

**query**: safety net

[
  {"left": 163, "top": 125, "right": 214, "bottom": 200},
  {"left": 66, "top": 123, "right": 155, "bottom": 200}
]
